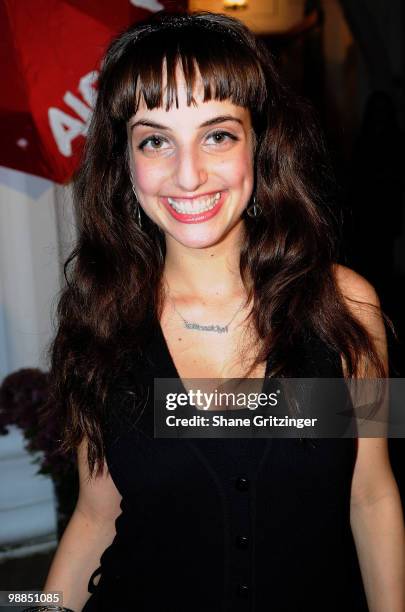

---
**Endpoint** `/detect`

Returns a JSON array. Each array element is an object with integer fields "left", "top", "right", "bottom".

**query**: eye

[
  {"left": 206, "top": 130, "right": 238, "bottom": 145},
  {"left": 137, "top": 135, "right": 169, "bottom": 153},
  {"left": 136, "top": 130, "right": 239, "bottom": 155}
]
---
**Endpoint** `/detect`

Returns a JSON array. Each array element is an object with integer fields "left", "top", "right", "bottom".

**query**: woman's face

[{"left": 128, "top": 63, "right": 255, "bottom": 249}]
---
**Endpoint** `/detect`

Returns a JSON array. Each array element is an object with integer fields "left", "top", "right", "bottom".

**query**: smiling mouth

[{"left": 165, "top": 192, "right": 222, "bottom": 214}]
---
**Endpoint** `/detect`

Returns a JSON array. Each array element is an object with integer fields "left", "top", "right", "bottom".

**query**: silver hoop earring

[
  {"left": 246, "top": 196, "right": 262, "bottom": 218},
  {"left": 131, "top": 185, "right": 142, "bottom": 229}
]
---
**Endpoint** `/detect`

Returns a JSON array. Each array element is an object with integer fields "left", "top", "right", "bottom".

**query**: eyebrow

[{"left": 130, "top": 114, "right": 243, "bottom": 131}]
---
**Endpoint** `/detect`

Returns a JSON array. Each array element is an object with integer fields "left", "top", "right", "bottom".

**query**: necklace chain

[{"left": 168, "top": 294, "right": 247, "bottom": 334}]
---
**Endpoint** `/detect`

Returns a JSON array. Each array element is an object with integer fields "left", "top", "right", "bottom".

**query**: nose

[{"left": 173, "top": 145, "right": 208, "bottom": 193}]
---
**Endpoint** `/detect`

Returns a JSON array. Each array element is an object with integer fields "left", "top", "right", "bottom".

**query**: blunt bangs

[{"left": 104, "top": 21, "right": 268, "bottom": 128}]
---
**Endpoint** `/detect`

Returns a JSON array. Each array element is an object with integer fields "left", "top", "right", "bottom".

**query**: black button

[
  {"left": 237, "top": 583, "right": 250, "bottom": 597},
  {"left": 235, "top": 535, "right": 249, "bottom": 549},
  {"left": 235, "top": 476, "right": 250, "bottom": 491}
]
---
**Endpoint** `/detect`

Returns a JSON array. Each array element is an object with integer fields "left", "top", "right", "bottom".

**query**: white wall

[{"left": 0, "top": 166, "right": 76, "bottom": 555}]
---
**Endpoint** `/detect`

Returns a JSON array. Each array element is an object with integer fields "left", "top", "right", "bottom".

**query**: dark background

[{"left": 260, "top": 0, "right": 405, "bottom": 507}]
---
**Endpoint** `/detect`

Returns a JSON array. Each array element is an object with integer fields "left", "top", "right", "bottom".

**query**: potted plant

[{"left": 0, "top": 368, "right": 78, "bottom": 539}]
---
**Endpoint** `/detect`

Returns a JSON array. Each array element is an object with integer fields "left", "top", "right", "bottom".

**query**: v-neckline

[{"left": 155, "top": 318, "right": 271, "bottom": 402}]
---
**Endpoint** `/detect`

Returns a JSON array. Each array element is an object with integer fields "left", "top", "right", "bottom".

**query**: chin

[
  {"left": 163, "top": 214, "right": 245, "bottom": 249},
  {"left": 179, "top": 236, "right": 223, "bottom": 250},
  {"left": 168, "top": 229, "right": 227, "bottom": 250}
]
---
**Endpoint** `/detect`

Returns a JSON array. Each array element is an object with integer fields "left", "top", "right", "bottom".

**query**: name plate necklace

[{"left": 169, "top": 295, "right": 246, "bottom": 334}]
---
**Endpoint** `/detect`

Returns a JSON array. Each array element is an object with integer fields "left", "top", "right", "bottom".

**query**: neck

[{"left": 163, "top": 221, "right": 249, "bottom": 302}]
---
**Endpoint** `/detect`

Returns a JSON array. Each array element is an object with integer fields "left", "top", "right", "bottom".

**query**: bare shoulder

[
  {"left": 332, "top": 263, "right": 380, "bottom": 307},
  {"left": 331, "top": 263, "right": 388, "bottom": 375}
]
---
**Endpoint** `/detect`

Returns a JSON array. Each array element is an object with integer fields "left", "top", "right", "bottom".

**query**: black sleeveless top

[{"left": 82, "top": 321, "right": 368, "bottom": 612}]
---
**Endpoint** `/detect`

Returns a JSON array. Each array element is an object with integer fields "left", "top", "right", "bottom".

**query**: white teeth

[{"left": 167, "top": 192, "right": 221, "bottom": 214}]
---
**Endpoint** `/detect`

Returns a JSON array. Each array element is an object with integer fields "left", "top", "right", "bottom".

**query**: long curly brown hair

[{"left": 46, "top": 10, "right": 390, "bottom": 476}]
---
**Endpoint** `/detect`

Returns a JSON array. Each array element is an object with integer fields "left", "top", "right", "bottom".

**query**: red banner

[{"left": 0, "top": 0, "right": 186, "bottom": 183}]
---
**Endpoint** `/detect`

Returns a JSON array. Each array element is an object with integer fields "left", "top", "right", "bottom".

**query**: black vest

[{"left": 82, "top": 321, "right": 368, "bottom": 612}]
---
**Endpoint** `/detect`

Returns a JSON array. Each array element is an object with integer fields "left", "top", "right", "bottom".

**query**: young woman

[{"left": 34, "top": 10, "right": 404, "bottom": 612}]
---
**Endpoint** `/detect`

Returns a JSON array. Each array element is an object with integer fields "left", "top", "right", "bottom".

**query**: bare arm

[
  {"left": 335, "top": 264, "right": 405, "bottom": 612},
  {"left": 350, "top": 438, "right": 405, "bottom": 612},
  {"left": 43, "top": 438, "right": 122, "bottom": 612}
]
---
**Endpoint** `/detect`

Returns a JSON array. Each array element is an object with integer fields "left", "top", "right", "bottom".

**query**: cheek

[
  {"left": 132, "top": 159, "right": 167, "bottom": 194},
  {"left": 219, "top": 152, "right": 253, "bottom": 186}
]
